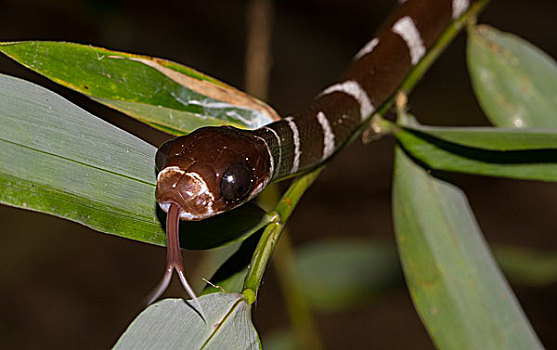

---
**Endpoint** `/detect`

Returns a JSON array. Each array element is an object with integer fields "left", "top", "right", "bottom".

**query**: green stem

[
  {"left": 243, "top": 167, "right": 323, "bottom": 303},
  {"left": 274, "top": 232, "right": 324, "bottom": 350},
  {"left": 260, "top": 184, "right": 324, "bottom": 350},
  {"left": 242, "top": 0, "right": 491, "bottom": 304}
]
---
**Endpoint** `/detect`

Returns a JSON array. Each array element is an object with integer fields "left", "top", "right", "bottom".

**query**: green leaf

[
  {"left": 395, "top": 125, "right": 557, "bottom": 182},
  {"left": 294, "top": 239, "right": 402, "bottom": 312},
  {"left": 114, "top": 294, "right": 260, "bottom": 350},
  {"left": 467, "top": 25, "right": 557, "bottom": 128},
  {"left": 262, "top": 329, "right": 300, "bottom": 350},
  {"left": 494, "top": 246, "right": 557, "bottom": 287},
  {"left": 401, "top": 125, "right": 557, "bottom": 151},
  {"left": 392, "top": 147, "right": 543, "bottom": 349},
  {"left": 201, "top": 231, "right": 263, "bottom": 295},
  {"left": 203, "top": 267, "right": 249, "bottom": 295},
  {"left": 178, "top": 204, "right": 271, "bottom": 250},
  {"left": 0, "top": 41, "right": 279, "bottom": 135},
  {"left": 190, "top": 243, "right": 243, "bottom": 292},
  {"left": 0, "top": 73, "right": 266, "bottom": 249}
]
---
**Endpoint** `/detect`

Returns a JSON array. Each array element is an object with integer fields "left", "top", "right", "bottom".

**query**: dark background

[{"left": 1, "top": 0, "right": 556, "bottom": 349}]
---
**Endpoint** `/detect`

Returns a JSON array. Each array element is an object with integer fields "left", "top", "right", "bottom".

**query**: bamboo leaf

[
  {"left": 114, "top": 294, "right": 260, "bottom": 350},
  {"left": 494, "top": 246, "right": 557, "bottom": 287},
  {"left": 177, "top": 204, "right": 271, "bottom": 250},
  {"left": 201, "top": 231, "right": 263, "bottom": 296},
  {"left": 0, "top": 41, "right": 279, "bottom": 135},
  {"left": 392, "top": 147, "right": 543, "bottom": 349},
  {"left": 0, "top": 73, "right": 266, "bottom": 249},
  {"left": 262, "top": 329, "right": 299, "bottom": 350},
  {"left": 294, "top": 239, "right": 402, "bottom": 312},
  {"left": 467, "top": 25, "right": 557, "bottom": 128},
  {"left": 401, "top": 125, "right": 557, "bottom": 151},
  {"left": 395, "top": 125, "right": 557, "bottom": 182}
]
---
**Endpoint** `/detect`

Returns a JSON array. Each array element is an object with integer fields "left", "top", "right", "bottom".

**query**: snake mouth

[
  {"left": 158, "top": 201, "right": 214, "bottom": 221},
  {"left": 156, "top": 166, "right": 216, "bottom": 221}
]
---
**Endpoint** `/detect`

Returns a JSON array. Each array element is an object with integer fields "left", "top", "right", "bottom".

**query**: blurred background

[{"left": 1, "top": 0, "right": 556, "bottom": 348}]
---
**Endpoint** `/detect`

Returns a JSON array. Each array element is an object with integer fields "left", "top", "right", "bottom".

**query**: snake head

[{"left": 155, "top": 126, "right": 271, "bottom": 220}]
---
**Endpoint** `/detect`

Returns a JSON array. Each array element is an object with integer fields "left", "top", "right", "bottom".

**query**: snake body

[{"left": 150, "top": 0, "right": 473, "bottom": 306}]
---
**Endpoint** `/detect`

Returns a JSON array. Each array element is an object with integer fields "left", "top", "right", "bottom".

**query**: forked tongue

[{"left": 146, "top": 203, "right": 206, "bottom": 321}]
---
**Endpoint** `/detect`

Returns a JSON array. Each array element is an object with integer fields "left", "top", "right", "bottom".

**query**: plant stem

[
  {"left": 274, "top": 232, "right": 325, "bottom": 350},
  {"left": 242, "top": 0, "right": 491, "bottom": 303},
  {"left": 258, "top": 184, "right": 325, "bottom": 350},
  {"left": 243, "top": 167, "right": 323, "bottom": 303},
  {"left": 245, "top": 0, "right": 273, "bottom": 100}
]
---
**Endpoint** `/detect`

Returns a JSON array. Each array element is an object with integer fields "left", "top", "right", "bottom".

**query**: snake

[{"left": 148, "top": 0, "right": 474, "bottom": 309}]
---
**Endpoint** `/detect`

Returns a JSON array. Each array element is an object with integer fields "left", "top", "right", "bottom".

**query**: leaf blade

[
  {"left": 0, "top": 41, "right": 278, "bottom": 134},
  {"left": 294, "top": 239, "right": 402, "bottom": 312},
  {"left": 0, "top": 73, "right": 162, "bottom": 242},
  {"left": 494, "top": 246, "right": 557, "bottom": 287},
  {"left": 114, "top": 294, "right": 260, "bottom": 350},
  {"left": 395, "top": 125, "right": 557, "bottom": 182},
  {"left": 392, "top": 146, "right": 543, "bottom": 349},
  {"left": 0, "top": 73, "right": 266, "bottom": 249},
  {"left": 467, "top": 25, "right": 557, "bottom": 128},
  {"left": 402, "top": 125, "right": 557, "bottom": 151}
]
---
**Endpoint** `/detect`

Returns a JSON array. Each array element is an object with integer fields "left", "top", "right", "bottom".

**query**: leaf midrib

[{"left": 200, "top": 297, "right": 244, "bottom": 350}]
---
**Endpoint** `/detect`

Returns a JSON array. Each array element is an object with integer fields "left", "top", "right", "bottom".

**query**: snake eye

[
  {"left": 155, "top": 139, "right": 174, "bottom": 172},
  {"left": 221, "top": 164, "right": 253, "bottom": 202}
]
